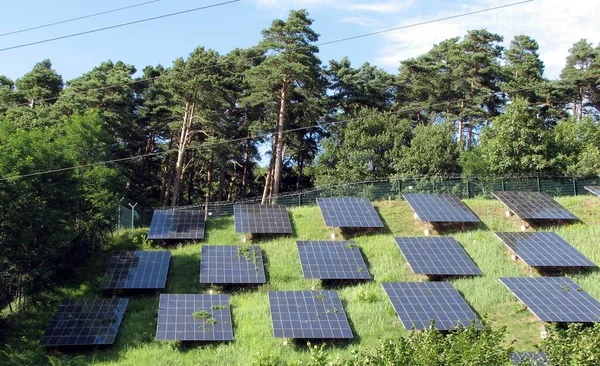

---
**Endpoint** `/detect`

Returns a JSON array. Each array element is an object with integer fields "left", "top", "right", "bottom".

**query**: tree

[
  {"left": 559, "top": 39, "right": 600, "bottom": 119},
  {"left": 15, "top": 60, "right": 63, "bottom": 108},
  {"left": 502, "top": 35, "right": 546, "bottom": 102},
  {"left": 245, "top": 9, "right": 322, "bottom": 203}
]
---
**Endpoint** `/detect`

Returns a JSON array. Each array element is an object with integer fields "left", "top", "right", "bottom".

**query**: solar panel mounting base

[
  {"left": 424, "top": 222, "right": 430, "bottom": 236},
  {"left": 540, "top": 327, "right": 548, "bottom": 339},
  {"left": 413, "top": 213, "right": 419, "bottom": 220},
  {"left": 331, "top": 232, "right": 336, "bottom": 240},
  {"left": 511, "top": 253, "right": 518, "bottom": 261},
  {"left": 242, "top": 234, "right": 248, "bottom": 243},
  {"left": 505, "top": 210, "right": 513, "bottom": 217},
  {"left": 520, "top": 222, "right": 527, "bottom": 231}
]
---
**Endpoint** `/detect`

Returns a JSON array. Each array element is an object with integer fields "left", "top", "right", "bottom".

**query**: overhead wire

[
  {"left": 0, "top": 0, "right": 241, "bottom": 52},
  {"left": 0, "top": 0, "right": 533, "bottom": 110},
  {"left": 0, "top": 0, "right": 164, "bottom": 37}
]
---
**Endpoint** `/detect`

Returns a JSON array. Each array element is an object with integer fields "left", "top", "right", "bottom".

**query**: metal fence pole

[
  {"left": 128, "top": 202, "right": 138, "bottom": 228},
  {"left": 536, "top": 174, "right": 541, "bottom": 192},
  {"left": 573, "top": 177, "right": 577, "bottom": 196}
]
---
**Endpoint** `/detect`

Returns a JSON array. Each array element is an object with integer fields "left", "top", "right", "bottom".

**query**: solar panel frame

[
  {"left": 584, "top": 186, "right": 600, "bottom": 197},
  {"left": 233, "top": 204, "right": 293, "bottom": 234},
  {"left": 40, "top": 298, "right": 129, "bottom": 346},
  {"left": 147, "top": 209, "right": 206, "bottom": 240},
  {"left": 495, "top": 232, "right": 596, "bottom": 268},
  {"left": 492, "top": 191, "right": 578, "bottom": 220},
  {"left": 382, "top": 282, "right": 478, "bottom": 330},
  {"left": 394, "top": 237, "right": 482, "bottom": 276},
  {"left": 101, "top": 251, "right": 171, "bottom": 290},
  {"left": 156, "top": 294, "right": 233, "bottom": 341},
  {"left": 500, "top": 277, "right": 600, "bottom": 323},
  {"left": 403, "top": 193, "right": 480, "bottom": 223},
  {"left": 317, "top": 197, "right": 384, "bottom": 228},
  {"left": 199, "top": 245, "right": 266, "bottom": 284},
  {"left": 297, "top": 241, "right": 371, "bottom": 280},
  {"left": 510, "top": 352, "right": 548, "bottom": 365},
  {"left": 268, "top": 290, "right": 353, "bottom": 339}
]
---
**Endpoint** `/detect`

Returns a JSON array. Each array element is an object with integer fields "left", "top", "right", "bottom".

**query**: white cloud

[
  {"left": 341, "top": 16, "right": 377, "bottom": 27},
  {"left": 374, "top": 0, "right": 600, "bottom": 79},
  {"left": 253, "top": 0, "right": 334, "bottom": 9},
  {"left": 346, "top": 0, "right": 414, "bottom": 13}
]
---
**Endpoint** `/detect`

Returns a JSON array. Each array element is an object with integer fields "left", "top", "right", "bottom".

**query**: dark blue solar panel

[
  {"left": 40, "top": 298, "right": 129, "bottom": 346},
  {"left": 500, "top": 277, "right": 600, "bottom": 323},
  {"left": 147, "top": 209, "right": 205, "bottom": 240},
  {"left": 584, "top": 186, "right": 600, "bottom": 197},
  {"left": 317, "top": 197, "right": 384, "bottom": 228},
  {"left": 394, "top": 237, "right": 482, "bottom": 276},
  {"left": 510, "top": 352, "right": 548, "bottom": 365},
  {"left": 403, "top": 193, "right": 480, "bottom": 223},
  {"left": 382, "top": 282, "right": 478, "bottom": 330},
  {"left": 156, "top": 294, "right": 233, "bottom": 341},
  {"left": 269, "top": 291, "right": 353, "bottom": 339},
  {"left": 102, "top": 251, "right": 171, "bottom": 290},
  {"left": 492, "top": 192, "right": 578, "bottom": 220},
  {"left": 297, "top": 241, "right": 371, "bottom": 280},
  {"left": 495, "top": 232, "right": 596, "bottom": 268},
  {"left": 233, "top": 204, "right": 292, "bottom": 234},
  {"left": 199, "top": 245, "right": 266, "bottom": 284}
]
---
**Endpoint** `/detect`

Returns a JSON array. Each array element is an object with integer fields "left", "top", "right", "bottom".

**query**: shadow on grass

[
  {"left": 429, "top": 221, "right": 489, "bottom": 236},
  {"left": 527, "top": 218, "right": 585, "bottom": 231}
]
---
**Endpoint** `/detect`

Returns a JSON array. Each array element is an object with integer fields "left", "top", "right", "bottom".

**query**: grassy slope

[{"left": 1, "top": 196, "right": 600, "bottom": 365}]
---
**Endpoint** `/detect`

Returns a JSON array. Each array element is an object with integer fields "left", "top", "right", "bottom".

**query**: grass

[{"left": 1, "top": 196, "right": 600, "bottom": 365}]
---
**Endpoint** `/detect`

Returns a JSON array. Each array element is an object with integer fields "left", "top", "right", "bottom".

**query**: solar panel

[
  {"left": 40, "top": 298, "right": 129, "bottom": 346},
  {"left": 403, "top": 193, "right": 480, "bottom": 223},
  {"left": 495, "top": 232, "right": 596, "bottom": 268},
  {"left": 584, "top": 186, "right": 600, "bottom": 197},
  {"left": 147, "top": 209, "right": 205, "bottom": 240},
  {"left": 297, "top": 241, "right": 371, "bottom": 280},
  {"left": 233, "top": 204, "right": 292, "bottom": 234},
  {"left": 269, "top": 290, "right": 353, "bottom": 339},
  {"left": 510, "top": 352, "right": 548, "bottom": 365},
  {"left": 394, "top": 237, "right": 482, "bottom": 276},
  {"left": 492, "top": 192, "right": 578, "bottom": 220},
  {"left": 500, "top": 277, "right": 600, "bottom": 323},
  {"left": 199, "top": 245, "right": 266, "bottom": 284},
  {"left": 382, "top": 282, "right": 478, "bottom": 330},
  {"left": 317, "top": 197, "right": 384, "bottom": 228},
  {"left": 156, "top": 294, "right": 233, "bottom": 341},
  {"left": 101, "top": 251, "right": 171, "bottom": 290}
]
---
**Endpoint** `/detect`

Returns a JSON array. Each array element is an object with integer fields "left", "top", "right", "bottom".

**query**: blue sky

[{"left": 0, "top": 0, "right": 597, "bottom": 82}]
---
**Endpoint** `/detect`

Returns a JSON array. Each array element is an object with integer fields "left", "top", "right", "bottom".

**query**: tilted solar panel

[
  {"left": 234, "top": 204, "right": 292, "bottom": 234},
  {"left": 102, "top": 251, "right": 171, "bottom": 290},
  {"left": 297, "top": 241, "right": 371, "bottom": 280},
  {"left": 147, "top": 209, "right": 205, "bottom": 240},
  {"left": 492, "top": 192, "right": 578, "bottom": 220},
  {"left": 403, "top": 193, "right": 480, "bottom": 223},
  {"left": 584, "top": 186, "right": 600, "bottom": 197},
  {"left": 509, "top": 352, "right": 548, "bottom": 365},
  {"left": 199, "top": 245, "right": 266, "bottom": 284},
  {"left": 317, "top": 197, "right": 384, "bottom": 228}
]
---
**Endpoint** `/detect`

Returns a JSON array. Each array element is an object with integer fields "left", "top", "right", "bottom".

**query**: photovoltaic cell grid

[
  {"left": 269, "top": 291, "right": 353, "bottom": 339},
  {"left": 403, "top": 193, "right": 480, "bottom": 223},
  {"left": 233, "top": 204, "right": 292, "bottom": 234},
  {"left": 101, "top": 251, "right": 171, "bottom": 290},
  {"left": 510, "top": 352, "right": 548, "bottom": 365},
  {"left": 156, "top": 294, "right": 233, "bottom": 341},
  {"left": 317, "top": 197, "right": 384, "bottom": 228},
  {"left": 199, "top": 245, "right": 266, "bottom": 284},
  {"left": 147, "top": 209, "right": 205, "bottom": 240},
  {"left": 495, "top": 232, "right": 596, "bottom": 268},
  {"left": 584, "top": 186, "right": 600, "bottom": 197},
  {"left": 39, "top": 298, "right": 129, "bottom": 346},
  {"left": 297, "top": 241, "right": 371, "bottom": 280},
  {"left": 394, "top": 237, "right": 482, "bottom": 276},
  {"left": 492, "top": 191, "right": 578, "bottom": 220},
  {"left": 500, "top": 277, "right": 600, "bottom": 323},
  {"left": 382, "top": 282, "right": 478, "bottom": 330}
]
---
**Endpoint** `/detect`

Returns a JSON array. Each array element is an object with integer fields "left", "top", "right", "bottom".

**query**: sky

[{"left": 0, "top": 0, "right": 598, "bottom": 83}]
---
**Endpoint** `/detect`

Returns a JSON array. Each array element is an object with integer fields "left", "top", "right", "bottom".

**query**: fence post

[
  {"left": 501, "top": 178, "right": 505, "bottom": 192},
  {"left": 572, "top": 177, "right": 577, "bottom": 196},
  {"left": 298, "top": 192, "right": 302, "bottom": 206},
  {"left": 128, "top": 202, "right": 138, "bottom": 228},
  {"left": 466, "top": 178, "right": 471, "bottom": 199},
  {"left": 536, "top": 174, "right": 541, "bottom": 192}
]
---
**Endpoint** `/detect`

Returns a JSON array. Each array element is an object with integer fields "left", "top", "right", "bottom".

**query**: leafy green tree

[
  {"left": 542, "top": 323, "right": 600, "bottom": 365},
  {"left": 15, "top": 59, "right": 63, "bottom": 108},
  {"left": 480, "top": 98, "right": 553, "bottom": 174},
  {"left": 245, "top": 9, "right": 322, "bottom": 203}
]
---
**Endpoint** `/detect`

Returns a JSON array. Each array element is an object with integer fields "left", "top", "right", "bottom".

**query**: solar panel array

[
  {"left": 584, "top": 186, "right": 600, "bottom": 197},
  {"left": 495, "top": 232, "right": 596, "bottom": 268},
  {"left": 269, "top": 290, "right": 353, "bottom": 339},
  {"left": 147, "top": 209, "right": 205, "bottom": 240},
  {"left": 234, "top": 204, "right": 293, "bottom": 234},
  {"left": 317, "top": 197, "right": 384, "bottom": 228},
  {"left": 492, "top": 192, "right": 578, "bottom": 220},
  {"left": 101, "top": 251, "right": 171, "bottom": 290},
  {"left": 40, "top": 298, "right": 129, "bottom": 346},
  {"left": 382, "top": 282, "right": 478, "bottom": 330},
  {"left": 394, "top": 237, "right": 482, "bottom": 276},
  {"left": 403, "top": 193, "right": 480, "bottom": 223},
  {"left": 510, "top": 352, "right": 548, "bottom": 365},
  {"left": 297, "top": 241, "right": 371, "bottom": 280},
  {"left": 500, "top": 277, "right": 600, "bottom": 322},
  {"left": 156, "top": 294, "right": 233, "bottom": 341},
  {"left": 200, "top": 245, "right": 266, "bottom": 284}
]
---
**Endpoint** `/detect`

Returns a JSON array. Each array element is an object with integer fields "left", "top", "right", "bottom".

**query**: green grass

[{"left": 2, "top": 196, "right": 600, "bottom": 365}]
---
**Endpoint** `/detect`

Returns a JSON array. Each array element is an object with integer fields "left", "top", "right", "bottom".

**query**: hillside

[{"left": 2, "top": 196, "right": 600, "bottom": 365}]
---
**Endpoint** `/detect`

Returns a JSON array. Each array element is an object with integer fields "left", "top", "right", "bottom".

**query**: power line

[
  {"left": 0, "top": 0, "right": 241, "bottom": 52},
  {"left": 0, "top": 0, "right": 532, "bottom": 110},
  {"left": 0, "top": 0, "right": 164, "bottom": 37},
  {"left": 0, "top": 80, "right": 569, "bottom": 182}
]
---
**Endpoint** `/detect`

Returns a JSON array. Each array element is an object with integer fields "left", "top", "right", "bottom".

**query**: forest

[{"left": 1, "top": 9, "right": 599, "bottom": 314}]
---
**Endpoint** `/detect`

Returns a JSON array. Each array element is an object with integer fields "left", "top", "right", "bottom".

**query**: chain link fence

[{"left": 115, "top": 175, "right": 600, "bottom": 229}]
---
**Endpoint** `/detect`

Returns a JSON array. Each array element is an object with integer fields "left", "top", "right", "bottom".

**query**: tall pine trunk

[
  {"left": 271, "top": 80, "right": 288, "bottom": 203},
  {"left": 160, "top": 131, "right": 174, "bottom": 206},
  {"left": 261, "top": 136, "right": 277, "bottom": 204},
  {"left": 204, "top": 153, "right": 214, "bottom": 220},
  {"left": 171, "top": 103, "right": 194, "bottom": 207}
]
